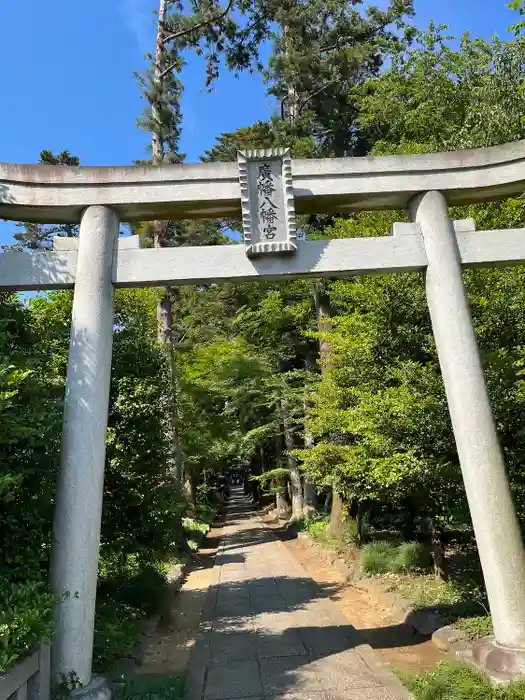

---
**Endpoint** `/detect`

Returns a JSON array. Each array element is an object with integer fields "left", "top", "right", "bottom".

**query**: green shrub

[
  {"left": 93, "top": 601, "right": 143, "bottom": 669},
  {"left": 112, "top": 567, "right": 167, "bottom": 617},
  {"left": 0, "top": 581, "right": 55, "bottom": 672},
  {"left": 195, "top": 504, "right": 217, "bottom": 525},
  {"left": 183, "top": 516, "right": 210, "bottom": 551},
  {"left": 182, "top": 517, "right": 210, "bottom": 537},
  {"left": 360, "top": 541, "right": 397, "bottom": 574},
  {"left": 392, "top": 542, "right": 431, "bottom": 573},
  {"left": 307, "top": 520, "right": 330, "bottom": 541},
  {"left": 300, "top": 511, "right": 326, "bottom": 535},
  {"left": 400, "top": 660, "right": 525, "bottom": 699}
]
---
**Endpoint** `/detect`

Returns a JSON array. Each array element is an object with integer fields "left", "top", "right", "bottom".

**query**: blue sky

[{"left": 0, "top": 0, "right": 518, "bottom": 246}]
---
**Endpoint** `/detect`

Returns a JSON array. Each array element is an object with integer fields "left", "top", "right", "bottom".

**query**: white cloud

[{"left": 120, "top": 0, "right": 155, "bottom": 54}]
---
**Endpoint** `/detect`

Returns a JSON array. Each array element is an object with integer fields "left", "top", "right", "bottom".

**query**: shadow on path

[{"left": 186, "top": 490, "right": 414, "bottom": 700}]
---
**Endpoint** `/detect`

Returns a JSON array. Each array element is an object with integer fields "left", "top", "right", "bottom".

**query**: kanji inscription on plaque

[{"left": 238, "top": 148, "right": 297, "bottom": 256}]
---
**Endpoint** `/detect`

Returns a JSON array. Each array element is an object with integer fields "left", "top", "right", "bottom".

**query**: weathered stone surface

[
  {"left": 50, "top": 206, "right": 119, "bottom": 685},
  {"left": 205, "top": 659, "right": 263, "bottom": 699},
  {"left": 8, "top": 225, "right": 525, "bottom": 293},
  {"left": 2, "top": 140, "right": 525, "bottom": 223},
  {"left": 403, "top": 609, "right": 444, "bottom": 637},
  {"left": 472, "top": 636, "right": 525, "bottom": 677},
  {"left": 412, "top": 191, "right": 525, "bottom": 650},
  {"left": 186, "top": 489, "right": 414, "bottom": 700},
  {"left": 70, "top": 676, "right": 112, "bottom": 700},
  {"left": 238, "top": 149, "right": 297, "bottom": 257},
  {"left": 431, "top": 626, "right": 466, "bottom": 651}
]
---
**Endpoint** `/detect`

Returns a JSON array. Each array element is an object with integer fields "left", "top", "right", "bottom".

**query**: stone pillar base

[
  {"left": 468, "top": 636, "right": 525, "bottom": 681},
  {"left": 71, "top": 676, "right": 112, "bottom": 700}
]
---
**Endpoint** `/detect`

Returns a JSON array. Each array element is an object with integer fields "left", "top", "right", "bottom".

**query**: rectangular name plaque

[{"left": 238, "top": 148, "right": 297, "bottom": 257}]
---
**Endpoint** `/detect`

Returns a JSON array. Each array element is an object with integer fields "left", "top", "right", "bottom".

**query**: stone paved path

[{"left": 186, "top": 489, "right": 413, "bottom": 700}]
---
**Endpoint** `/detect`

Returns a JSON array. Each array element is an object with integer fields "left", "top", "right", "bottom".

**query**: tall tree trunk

[
  {"left": 329, "top": 490, "right": 345, "bottom": 536},
  {"left": 152, "top": 0, "right": 167, "bottom": 168},
  {"left": 276, "top": 487, "right": 290, "bottom": 519},
  {"left": 428, "top": 516, "right": 446, "bottom": 581},
  {"left": 302, "top": 471, "right": 316, "bottom": 517},
  {"left": 302, "top": 352, "right": 317, "bottom": 516},
  {"left": 276, "top": 424, "right": 284, "bottom": 466},
  {"left": 356, "top": 501, "right": 367, "bottom": 546},
  {"left": 282, "top": 398, "right": 303, "bottom": 521},
  {"left": 287, "top": 451, "right": 303, "bottom": 521},
  {"left": 314, "top": 285, "right": 333, "bottom": 372},
  {"left": 275, "top": 421, "right": 290, "bottom": 518},
  {"left": 282, "top": 23, "right": 299, "bottom": 123},
  {"left": 152, "top": 0, "right": 171, "bottom": 254},
  {"left": 185, "top": 466, "right": 198, "bottom": 509},
  {"left": 152, "top": 1, "right": 182, "bottom": 484},
  {"left": 314, "top": 283, "right": 344, "bottom": 534}
]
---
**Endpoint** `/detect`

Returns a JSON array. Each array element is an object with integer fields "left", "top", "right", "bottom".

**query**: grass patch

[
  {"left": 394, "top": 541, "right": 432, "bottom": 572},
  {"left": 361, "top": 541, "right": 398, "bottom": 574},
  {"left": 399, "top": 661, "right": 525, "bottom": 699},
  {"left": 392, "top": 573, "right": 486, "bottom": 619},
  {"left": 392, "top": 574, "right": 466, "bottom": 608},
  {"left": 0, "top": 580, "right": 55, "bottom": 672},
  {"left": 114, "top": 674, "right": 184, "bottom": 700},
  {"left": 455, "top": 615, "right": 493, "bottom": 641}
]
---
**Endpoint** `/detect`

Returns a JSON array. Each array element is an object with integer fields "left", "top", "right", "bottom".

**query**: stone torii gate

[{"left": 2, "top": 142, "right": 525, "bottom": 688}]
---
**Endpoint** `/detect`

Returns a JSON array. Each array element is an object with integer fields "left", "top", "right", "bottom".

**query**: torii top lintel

[{"left": 0, "top": 140, "right": 524, "bottom": 224}]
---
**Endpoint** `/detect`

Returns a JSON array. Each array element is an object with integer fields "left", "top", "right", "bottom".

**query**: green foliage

[
  {"left": 98, "top": 560, "right": 169, "bottom": 619},
  {"left": 0, "top": 582, "right": 55, "bottom": 672},
  {"left": 455, "top": 616, "right": 493, "bottom": 641},
  {"left": 360, "top": 541, "right": 398, "bottom": 575},
  {"left": 307, "top": 520, "right": 330, "bottom": 541},
  {"left": 361, "top": 541, "right": 431, "bottom": 575},
  {"left": 0, "top": 287, "right": 191, "bottom": 669},
  {"left": 401, "top": 661, "right": 525, "bottom": 699},
  {"left": 174, "top": 0, "right": 414, "bottom": 156},
  {"left": 392, "top": 573, "right": 486, "bottom": 621},
  {"left": 183, "top": 515, "right": 212, "bottom": 551},
  {"left": 252, "top": 468, "right": 290, "bottom": 495},
  {"left": 93, "top": 601, "right": 143, "bottom": 669},
  {"left": 393, "top": 542, "right": 431, "bottom": 573},
  {"left": 509, "top": 0, "right": 525, "bottom": 36},
  {"left": 0, "top": 293, "right": 62, "bottom": 671},
  {"left": 358, "top": 25, "right": 525, "bottom": 152}
]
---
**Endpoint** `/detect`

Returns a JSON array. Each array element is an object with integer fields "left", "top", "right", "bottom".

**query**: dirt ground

[
  {"left": 136, "top": 505, "right": 444, "bottom": 677},
  {"left": 137, "top": 514, "right": 225, "bottom": 675}
]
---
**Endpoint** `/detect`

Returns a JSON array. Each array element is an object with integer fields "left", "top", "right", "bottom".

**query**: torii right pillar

[{"left": 411, "top": 191, "right": 525, "bottom": 676}]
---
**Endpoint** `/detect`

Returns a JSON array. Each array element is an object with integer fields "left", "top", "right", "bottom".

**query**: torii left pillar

[{"left": 50, "top": 206, "right": 118, "bottom": 693}]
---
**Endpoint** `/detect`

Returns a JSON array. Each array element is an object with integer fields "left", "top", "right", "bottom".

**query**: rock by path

[{"left": 186, "top": 489, "right": 414, "bottom": 700}]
